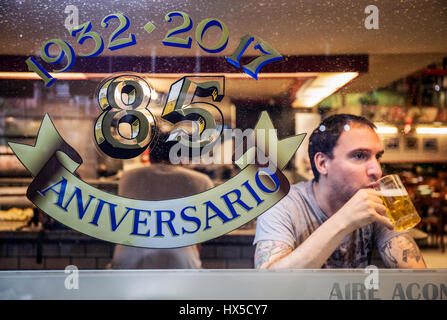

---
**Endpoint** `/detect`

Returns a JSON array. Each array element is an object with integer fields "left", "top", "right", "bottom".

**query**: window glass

[{"left": 0, "top": 1, "right": 446, "bottom": 276}]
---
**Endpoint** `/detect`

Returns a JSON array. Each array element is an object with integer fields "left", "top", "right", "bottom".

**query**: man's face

[{"left": 325, "top": 123, "right": 384, "bottom": 202}]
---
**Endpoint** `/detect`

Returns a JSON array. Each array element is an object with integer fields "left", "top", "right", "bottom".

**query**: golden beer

[{"left": 379, "top": 189, "right": 421, "bottom": 232}]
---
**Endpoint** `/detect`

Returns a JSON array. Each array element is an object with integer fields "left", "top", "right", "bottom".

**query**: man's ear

[{"left": 314, "top": 152, "right": 330, "bottom": 177}]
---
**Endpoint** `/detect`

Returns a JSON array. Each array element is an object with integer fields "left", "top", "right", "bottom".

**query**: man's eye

[{"left": 353, "top": 153, "right": 367, "bottom": 160}]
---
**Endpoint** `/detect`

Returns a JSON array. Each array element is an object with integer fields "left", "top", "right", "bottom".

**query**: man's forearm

[{"left": 269, "top": 214, "right": 351, "bottom": 269}]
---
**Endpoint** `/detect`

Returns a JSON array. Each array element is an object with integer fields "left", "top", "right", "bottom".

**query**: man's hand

[{"left": 334, "top": 188, "right": 394, "bottom": 233}]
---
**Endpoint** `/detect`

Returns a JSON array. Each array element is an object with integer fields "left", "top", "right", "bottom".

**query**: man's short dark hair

[{"left": 308, "top": 114, "right": 377, "bottom": 182}]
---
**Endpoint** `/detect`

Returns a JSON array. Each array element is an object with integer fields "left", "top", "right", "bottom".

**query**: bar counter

[{"left": 0, "top": 269, "right": 446, "bottom": 300}]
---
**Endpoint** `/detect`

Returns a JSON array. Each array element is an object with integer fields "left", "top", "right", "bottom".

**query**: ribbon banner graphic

[{"left": 9, "top": 112, "right": 305, "bottom": 248}]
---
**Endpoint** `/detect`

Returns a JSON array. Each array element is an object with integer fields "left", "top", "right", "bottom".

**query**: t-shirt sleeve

[
  {"left": 373, "top": 222, "right": 408, "bottom": 248},
  {"left": 253, "top": 194, "right": 297, "bottom": 248}
]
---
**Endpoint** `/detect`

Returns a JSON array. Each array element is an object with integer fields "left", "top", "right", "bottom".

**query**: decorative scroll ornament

[{"left": 9, "top": 112, "right": 305, "bottom": 248}]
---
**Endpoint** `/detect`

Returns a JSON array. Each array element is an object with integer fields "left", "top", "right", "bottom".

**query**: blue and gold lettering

[
  {"left": 155, "top": 210, "right": 179, "bottom": 237},
  {"left": 39, "top": 177, "right": 68, "bottom": 208},
  {"left": 242, "top": 180, "right": 264, "bottom": 205},
  {"left": 255, "top": 169, "right": 280, "bottom": 193},
  {"left": 89, "top": 199, "right": 129, "bottom": 231},
  {"left": 221, "top": 189, "right": 252, "bottom": 217},
  {"left": 130, "top": 208, "right": 151, "bottom": 237},
  {"left": 180, "top": 206, "right": 201, "bottom": 234},
  {"left": 203, "top": 200, "right": 232, "bottom": 230},
  {"left": 61, "top": 187, "right": 96, "bottom": 220}
]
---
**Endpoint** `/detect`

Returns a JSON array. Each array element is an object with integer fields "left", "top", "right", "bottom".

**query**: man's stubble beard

[{"left": 330, "top": 177, "right": 358, "bottom": 206}]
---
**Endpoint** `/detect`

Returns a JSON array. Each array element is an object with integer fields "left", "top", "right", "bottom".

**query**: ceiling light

[
  {"left": 416, "top": 127, "right": 447, "bottom": 134},
  {"left": 375, "top": 125, "right": 398, "bottom": 134},
  {"left": 292, "top": 72, "right": 358, "bottom": 108}
]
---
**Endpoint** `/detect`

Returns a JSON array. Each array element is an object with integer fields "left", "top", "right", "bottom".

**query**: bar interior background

[{"left": 0, "top": 0, "right": 446, "bottom": 270}]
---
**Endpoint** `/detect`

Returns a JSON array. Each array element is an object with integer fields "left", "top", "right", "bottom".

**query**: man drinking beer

[{"left": 254, "top": 114, "right": 426, "bottom": 269}]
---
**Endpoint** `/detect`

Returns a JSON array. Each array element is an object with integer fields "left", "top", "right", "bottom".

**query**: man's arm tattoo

[
  {"left": 379, "top": 234, "right": 426, "bottom": 268},
  {"left": 381, "top": 241, "right": 399, "bottom": 268},
  {"left": 254, "top": 240, "right": 292, "bottom": 269},
  {"left": 401, "top": 235, "right": 425, "bottom": 264}
]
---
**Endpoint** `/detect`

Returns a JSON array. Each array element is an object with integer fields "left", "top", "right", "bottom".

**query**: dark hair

[{"left": 308, "top": 114, "right": 376, "bottom": 182}]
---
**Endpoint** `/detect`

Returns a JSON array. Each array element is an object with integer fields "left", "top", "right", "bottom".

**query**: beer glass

[{"left": 375, "top": 174, "right": 421, "bottom": 231}]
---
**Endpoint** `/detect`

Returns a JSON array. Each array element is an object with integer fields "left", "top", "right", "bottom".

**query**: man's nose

[{"left": 367, "top": 158, "right": 382, "bottom": 180}]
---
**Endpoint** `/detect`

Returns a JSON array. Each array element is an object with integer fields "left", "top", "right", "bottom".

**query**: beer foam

[{"left": 378, "top": 189, "right": 408, "bottom": 197}]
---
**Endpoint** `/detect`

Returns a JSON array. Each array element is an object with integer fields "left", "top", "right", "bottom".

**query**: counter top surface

[{"left": 0, "top": 269, "right": 446, "bottom": 300}]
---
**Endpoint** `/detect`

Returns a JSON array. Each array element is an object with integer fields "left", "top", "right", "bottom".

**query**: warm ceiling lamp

[
  {"left": 292, "top": 72, "right": 358, "bottom": 108},
  {"left": 374, "top": 125, "right": 398, "bottom": 134},
  {"left": 416, "top": 127, "right": 447, "bottom": 134}
]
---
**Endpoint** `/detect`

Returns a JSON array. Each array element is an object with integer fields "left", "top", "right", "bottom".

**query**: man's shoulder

[
  {"left": 254, "top": 180, "right": 318, "bottom": 246},
  {"left": 263, "top": 180, "right": 313, "bottom": 215},
  {"left": 288, "top": 180, "right": 312, "bottom": 200},
  {"left": 290, "top": 180, "right": 311, "bottom": 190},
  {"left": 275, "top": 180, "right": 320, "bottom": 219}
]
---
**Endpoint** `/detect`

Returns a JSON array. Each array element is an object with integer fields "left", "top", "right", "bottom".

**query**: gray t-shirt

[{"left": 254, "top": 180, "right": 405, "bottom": 268}]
